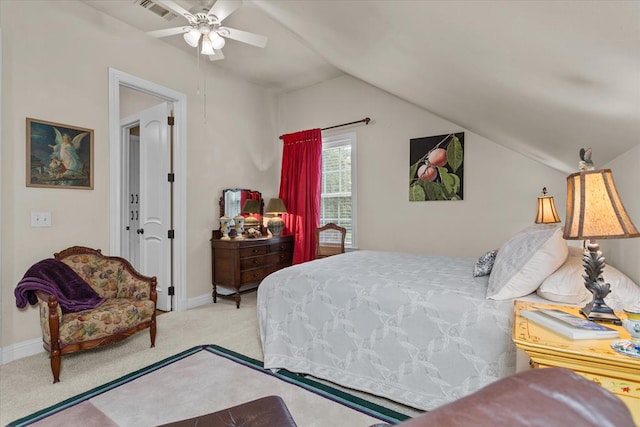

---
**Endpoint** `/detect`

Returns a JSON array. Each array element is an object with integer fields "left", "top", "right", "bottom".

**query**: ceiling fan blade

[
  {"left": 146, "top": 26, "right": 188, "bottom": 38},
  {"left": 208, "top": 50, "right": 225, "bottom": 61},
  {"left": 154, "top": 0, "right": 195, "bottom": 21},
  {"left": 207, "top": 0, "right": 242, "bottom": 23},
  {"left": 219, "top": 27, "right": 267, "bottom": 48}
]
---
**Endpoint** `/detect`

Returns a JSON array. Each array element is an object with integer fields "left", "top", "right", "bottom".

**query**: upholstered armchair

[{"left": 33, "top": 246, "right": 157, "bottom": 383}]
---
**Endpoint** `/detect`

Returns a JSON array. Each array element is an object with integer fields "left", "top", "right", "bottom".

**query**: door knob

[{"left": 136, "top": 228, "right": 144, "bottom": 234}]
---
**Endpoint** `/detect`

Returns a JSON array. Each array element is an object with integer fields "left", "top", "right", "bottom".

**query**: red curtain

[{"left": 279, "top": 129, "right": 322, "bottom": 264}]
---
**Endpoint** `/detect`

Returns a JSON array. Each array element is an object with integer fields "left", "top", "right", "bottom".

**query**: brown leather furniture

[
  {"left": 158, "top": 367, "right": 635, "bottom": 427},
  {"left": 395, "top": 367, "right": 635, "bottom": 427},
  {"left": 158, "top": 395, "right": 297, "bottom": 427}
]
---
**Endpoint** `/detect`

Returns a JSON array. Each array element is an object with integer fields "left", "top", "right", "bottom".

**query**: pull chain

[{"left": 195, "top": 39, "right": 207, "bottom": 123}]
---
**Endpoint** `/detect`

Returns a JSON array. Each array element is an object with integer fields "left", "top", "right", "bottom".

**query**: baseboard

[
  {"left": 187, "top": 293, "right": 213, "bottom": 310},
  {"left": 1, "top": 337, "right": 45, "bottom": 364},
  {"left": 1, "top": 295, "right": 213, "bottom": 365}
]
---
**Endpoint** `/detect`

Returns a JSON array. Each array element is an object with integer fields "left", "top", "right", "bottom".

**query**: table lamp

[
  {"left": 265, "top": 198, "right": 287, "bottom": 236},
  {"left": 241, "top": 199, "right": 261, "bottom": 232},
  {"left": 563, "top": 149, "right": 639, "bottom": 324},
  {"left": 535, "top": 187, "right": 561, "bottom": 224}
]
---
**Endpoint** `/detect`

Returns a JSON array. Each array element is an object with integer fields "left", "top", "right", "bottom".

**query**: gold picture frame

[{"left": 26, "top": 118, "right": 94, "bottom": 189}]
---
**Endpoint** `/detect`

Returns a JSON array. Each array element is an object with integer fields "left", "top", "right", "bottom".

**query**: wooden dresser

[{"left": 210, "top": 232, "right": 294, "bottom": 308}]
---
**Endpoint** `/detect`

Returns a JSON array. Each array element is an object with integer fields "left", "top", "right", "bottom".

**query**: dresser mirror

[{"left": 219, "top": 188, "right": 263, "bottom": 234}]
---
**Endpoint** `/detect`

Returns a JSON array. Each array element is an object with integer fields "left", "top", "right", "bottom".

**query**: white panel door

[
  {"left": 139, "top": 102, "right": 172, "bottom": 311},
  {"left": 128, "top": 134, "right": 141, "bottom": 270}
]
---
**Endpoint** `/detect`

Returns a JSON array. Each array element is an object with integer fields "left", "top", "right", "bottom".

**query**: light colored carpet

[
  {"left": 1, "top": 293, "right": 419, "bottom": 426},
  {"left": 24, "top": 348, "right": 393, "bottom": 426}
]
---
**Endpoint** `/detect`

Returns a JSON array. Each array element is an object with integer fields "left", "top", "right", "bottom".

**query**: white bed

[
  {"left": 257, "top": 250, "right": 517, "bottom": 411},
  {"left": 257, "top": 224, "right": 640, "bottom": 411}
]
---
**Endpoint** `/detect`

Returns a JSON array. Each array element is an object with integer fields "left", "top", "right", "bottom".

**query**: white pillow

[
  {"left": 487, "top": 225, "right": 568, "bottom": 300},
  {"left": 537, "top": 254, "right": 640, "bottom": 311},
  {"left": 535, "top": 256, "right": 592, "bottom": 306},
  {"left": 567, "top": 245, "right": 585, "bottom": 257}
]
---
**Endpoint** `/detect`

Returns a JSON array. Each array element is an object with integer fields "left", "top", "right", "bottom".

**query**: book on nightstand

[{"left": 521, "top": 308, "right": 620, "bottom": 340}]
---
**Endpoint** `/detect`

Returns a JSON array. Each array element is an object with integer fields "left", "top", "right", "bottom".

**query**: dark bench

[{"left": 158, "top": 395, "right": 297, "bottom": 427}]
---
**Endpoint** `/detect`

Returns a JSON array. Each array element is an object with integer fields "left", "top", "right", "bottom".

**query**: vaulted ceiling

[{"left": 84, "top": 0, "right": 640, "bottom": 173}]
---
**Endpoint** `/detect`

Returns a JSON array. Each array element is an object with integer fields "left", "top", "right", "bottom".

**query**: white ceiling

[{"left": 83, "top": 0, "right": 640, "bottom": 173}]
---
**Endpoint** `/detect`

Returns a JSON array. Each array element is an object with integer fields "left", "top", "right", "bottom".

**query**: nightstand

[
  {"left": 513, "top": 300, "right": 640, "bottom": 424},
  {"left": 210, "top": 232, "right": 294, "bottom": 308}
]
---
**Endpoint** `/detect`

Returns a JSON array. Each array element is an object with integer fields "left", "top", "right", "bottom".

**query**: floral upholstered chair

[{"left": 34, "top": 246, "right": 157, "bottom": 383}]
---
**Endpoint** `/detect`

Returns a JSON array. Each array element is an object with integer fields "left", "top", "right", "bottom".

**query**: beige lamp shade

[
  {"left": 563, "top": 169, "right": 639, "bottom": 240},
  {"left": 535, "top": 187, "right": 561, "bottom": 224},
  {"left": 241, "top": 199, "right": 260, "bottom": 214},
  {"left": 265, "top": 198, "right": 287, "bottom": 214}
]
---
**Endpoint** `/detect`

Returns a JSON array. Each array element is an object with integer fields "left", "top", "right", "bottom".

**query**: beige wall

[
  {"left": 1, "top": 1, "right": 280, "bottom": 352},
  {"left": 601, "top": 144, "right": 640, "bottom": 285},
  {"left": 120, "top": 87, "right": 166, "bottom": 119},
  {"left": 277, "top": 75, "right": 568, "bottom": 256}
]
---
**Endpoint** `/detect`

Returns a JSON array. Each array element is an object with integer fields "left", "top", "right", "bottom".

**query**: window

[{"left": 321, "top": 132, "right": 357, "bottom": 248}]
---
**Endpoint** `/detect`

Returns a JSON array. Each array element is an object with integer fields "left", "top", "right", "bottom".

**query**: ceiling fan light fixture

[
  {"left": 146, "top": 1, "right": 267, "bottom": 62},
  {"left": 209, "top": 32, "right": 226, "bottom": 50},
  {"left": 183, "top": 28, "right": 200, "bottom": 48},
  {"left": 200, "top": 34, "right": 215, "bottom": 55}
]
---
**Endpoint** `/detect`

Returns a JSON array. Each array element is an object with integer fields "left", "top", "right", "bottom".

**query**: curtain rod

[{"left": 279, "top": 117, "right": 371, "bottom": 140}]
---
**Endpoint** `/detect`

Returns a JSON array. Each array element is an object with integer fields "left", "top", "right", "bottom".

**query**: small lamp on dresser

[
  {"left": 241, "top": 199, "right": 261, "bottom": 233},
  {"left": 265, "top": 198, "right": 287, "bottom": 237},
  {"left": 563, "top": 148, "right": 639, "bottom": 324}
]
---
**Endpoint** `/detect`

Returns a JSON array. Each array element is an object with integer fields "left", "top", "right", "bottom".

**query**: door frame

[
  {"left": 119, "top": 114, "right": 139, "bottom": 264},
  {"left": 108, "top": 68, "right": 187, "bottom": 312}
]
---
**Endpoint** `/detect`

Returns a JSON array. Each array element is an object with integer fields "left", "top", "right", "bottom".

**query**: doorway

[
  {"left": 120, "top": 101, "right": 174, "bottom": 311},
  {"left": 108, "top": 68, "right": 187, "bottom": 312},
  {"left": 121, "top": 123, "right": 141, "bottom": 269}
]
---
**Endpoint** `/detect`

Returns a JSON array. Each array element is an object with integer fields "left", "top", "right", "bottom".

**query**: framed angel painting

[{"left": 26, "top": 118, "right": 94, "bottom": 189}]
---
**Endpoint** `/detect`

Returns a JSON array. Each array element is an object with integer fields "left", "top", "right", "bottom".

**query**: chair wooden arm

[{"left": 34, "top": 290, "right": 62, "bottom": 383}]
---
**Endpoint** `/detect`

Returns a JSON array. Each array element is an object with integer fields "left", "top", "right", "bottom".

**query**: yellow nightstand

[{"left": 513, "top": 301, "right": 640, "bottom": 424}]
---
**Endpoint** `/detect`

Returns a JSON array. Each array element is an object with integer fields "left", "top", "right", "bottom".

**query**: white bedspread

[{"left": 257, "top": 250, "right": 517, "bottom": 411}]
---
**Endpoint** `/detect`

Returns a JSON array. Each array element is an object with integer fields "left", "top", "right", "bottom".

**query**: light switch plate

[{"left": 31, "top": 212, "right": 52, "bottom": 227}]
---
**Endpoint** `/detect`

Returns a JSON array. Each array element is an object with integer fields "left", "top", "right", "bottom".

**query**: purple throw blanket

[{"left": 15, "top": 258, "right": 106, "bottom": 313}]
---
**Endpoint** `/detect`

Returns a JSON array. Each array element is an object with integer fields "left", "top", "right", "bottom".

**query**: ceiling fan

[{"left": 146, "top": 0, "right": 267, "bottom": 61}]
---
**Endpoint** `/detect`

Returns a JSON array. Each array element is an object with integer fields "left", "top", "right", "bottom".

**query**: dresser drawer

[
  {"left": 240, "top": 265, "right": 279, "bottom": 284},
  {"left": 272, "top": 250, "right": 293, "bottom": 264},
  {"left": 240, "top": 255, "right": 269, "bottom": 269},
  {"left": 239, "top": 245, "right": 268, "bottom": 258},
  {"left": 241, "top": 252, "right": 292, "bottom": 270},
  {"left": 269, "top": 241, "right": 293, "bottom": 253}
]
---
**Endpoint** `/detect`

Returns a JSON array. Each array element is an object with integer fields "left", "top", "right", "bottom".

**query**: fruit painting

[{"left": 409, "top": 133, "right": 464, "bottom": 201}]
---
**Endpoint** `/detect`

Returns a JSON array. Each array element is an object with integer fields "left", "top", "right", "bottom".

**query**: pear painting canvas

[{"left": 409, "top": 133, "right": 464, "bottom": 201}]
